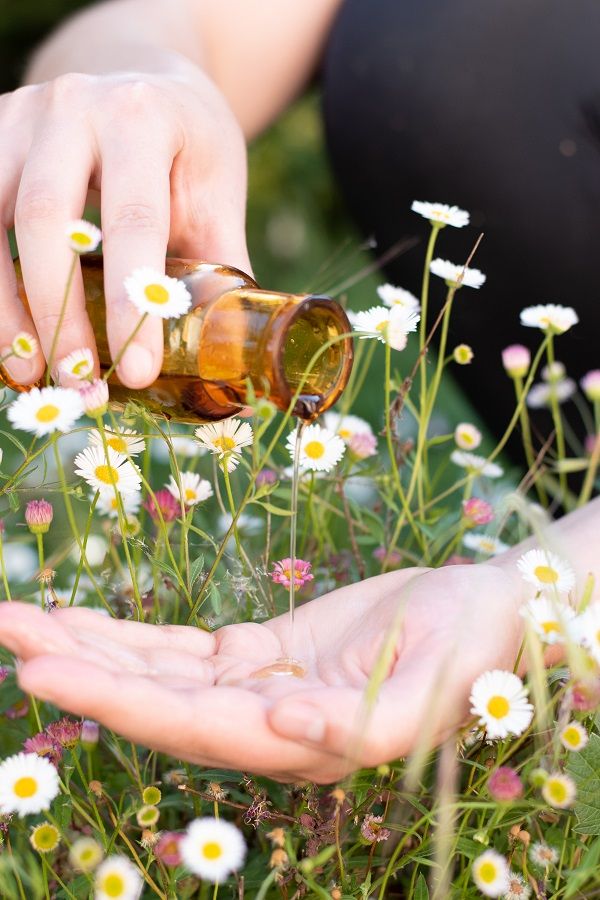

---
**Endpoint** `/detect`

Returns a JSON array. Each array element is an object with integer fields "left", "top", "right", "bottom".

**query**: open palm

[{"left": 0, "top": 564, "right": 523, "bottom": 783}]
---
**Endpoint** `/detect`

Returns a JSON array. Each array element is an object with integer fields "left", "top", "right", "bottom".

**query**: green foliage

[{"left": 567, "top": 732, "right": 600, "bottom": 834}]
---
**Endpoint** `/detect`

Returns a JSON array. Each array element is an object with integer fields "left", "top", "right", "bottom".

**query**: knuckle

[
  {"left": 15, "top": 185, "right": 66, "bottom": 227},
  {"left": 47, "top": 72, "right": 94, "bottom": 103},
  {"left": 104, "top": 202, "right": 166, "bottom": 239},
  {"left": 34, "top": 307, "right": 79, "bottom": 335},
  {"left": 107, "top": 79, "right": 158, "bottom": 113}
]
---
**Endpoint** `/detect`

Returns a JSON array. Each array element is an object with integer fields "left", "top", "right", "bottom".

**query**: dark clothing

[{"left": 322, "top": 0, "right": 600, "bottom": 435}]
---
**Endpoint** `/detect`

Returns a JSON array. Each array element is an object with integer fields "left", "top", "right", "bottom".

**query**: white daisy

[
  {"left": 195, "top": 418, "right": 253, "bottom": 473},
  {"left": 463, "top": 533, "right": 509, "bottom": 557},
  {"left": 11, "top": 332, "right": 38, "bottom": 359},
  {"left": 570, "top": 603, "right": 600, "bottom": 664},
  {"left": 286, "top": 423, "right": 346, "bottom": 473},
  {"left": 471, "top": 849, "right": 510, "bottom": 897},
  {"left": 57, "top": 347, "right": 94, "bottom": 381},
  {"left": 0, "top": 752, "right": 60, "bottom": 817},
  {"left": 526, "top": 379, "right": 576, "bottom": 409},
  {"left": 519, "top": 596, "right": 576, "bottom": 645},
  {"left": 94, "top": 855, "right": 142, "bottom": 900},
  {"left": 470, "top": 670, "right": 534, "bottom": 739},
  {"left": 455, "top": 422, "right": 482, "bottom": 450},
  {"left": 69, "top": 835, "right": 104, "bottom": 872},
  {"left": 351, "top": 306, "right": 391, "bottom": 342},
  {"left": 7, "top": 386, "right": 84, "bottom": 437},
  {"left": 450, "top": 450, "right": 503, "bottom": 479},
  {"left": 411, "top": 201, "right": 470, "bottom": 229},
  {"left": 323, "top": 412, "right": 373, "bottom": 441},
  {"left": 541, "top": 361, "right": 567, "bottom": 383},
  {"left": 529, "top": 842, "right": 558, "bottom": 868},
  {"left": 541, "top": 772, "right": 576, "bottom": 809},
  {"left": 166, "top": 472, "right": 213, "bottom": 506},
  {"left": 124, "top": 267, "right": 192, "bottom": 319},
  {"left": 520, "top": 304, "right": 579, "bottom": 335},
  {"left": 387, "top": 304, "right": 421, "bottom": 351},
  {"left": 430, "top": 258, "right": 486, "bottom": 289},
  {"left": 516, "top": 549, "right": 575, "bottom": 594},
  {"left": 96, "top": 490, "right": 141, "bottom": 519},
  {"left": 66, "top": 219, "right": 102, "bottom": 254},
  {"left": 89, "top": 427, "right": 145, "bottom": 456},
  {"left": 376, "top": 283, "right": 420, "bottom": 311},
  {"left": 180, "top": 817, "right": 246, "bottom": 883},
  {"left": 74, "top": 446, "right": 142, "bottom": 495},
  {"left": 559, "top": 721, "right": 588, "bottom": 752}
]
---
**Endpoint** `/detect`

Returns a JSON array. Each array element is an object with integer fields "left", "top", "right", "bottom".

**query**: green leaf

[
  {"left": 209, "top": 581, "right": 222, "bottom": 616},
  {"left": 251, "top": 501, "right": 292, "bottom": 516},
  {"left": 567, "top": 732, "right": 600, "bottom": 834},
  {"left": 414, "top": 873, "right": 430, "bottom": 900},
  {"left": 188, "top": 555, "right": 205, "bottom": 588}
]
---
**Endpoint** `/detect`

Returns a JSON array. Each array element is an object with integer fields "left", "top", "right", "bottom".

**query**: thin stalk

[
  {"left": 514, "top": 374, "right": 548, "bottom": 505},
  {"left": 222, "top": 466, "right": 243, "bottom": 561},
  {"left": 46, "top": 252, "right": 78, "bottom": 384},
  {"left": 546, "top": 334, "right": 568, "bottom": 501},
  {"left": 0, "top": 528, "right": 12, "bottom": 600},
  {"left": 36, "top": 532, "right": 45, "bottom": 608},
  {"left": 102, "top": 313, "right": 148, "bottom": 382}
]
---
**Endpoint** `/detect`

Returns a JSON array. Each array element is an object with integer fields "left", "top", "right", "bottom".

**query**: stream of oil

[{"left": 251, "top": 396, "right": 322, "bottom": 679}]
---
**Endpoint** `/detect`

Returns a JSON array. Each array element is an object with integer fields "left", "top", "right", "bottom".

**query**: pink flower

[
  {"left": 487, "top": 766, "right": 524, "bottom": 802},
  {"left": 581, "top": 370, "right": 600, "bottom": 402},
  {"left": 462, "top": 497, "right": 494, "bottom": 527},
  {"left": 502, "top": 344, "right": 531, "bottom": 378},
  {"left": 5, "top": 698, "right": 29, "bottom": 719},
  {"left": 372, "top": 546, "right": 402, "bottom": 568},
  {"left": 567, "top": 679, "right": 600, "bottom": 712},
  {"left": 143, "top": 488, "right": 180, "bottom": 524},
  {"left": 45, "top": 716, "right": 81, "bottom": 749},
  {"left": 360, "top": 814, "right": 391, "bottom": 843},
  {"left": 81, "top": 720, "right": 100, "bottom": 749},
  {"left": 23, "top": 732, "right": 63, "bottom": 767},
  {"left": 348, "top": 432, "right": 377, "bottom": 459},
  {"left": 154, "top": 831, "right": 183, "bottom": 867},
  {"left": 585, "top": 434, "right": 600, "bottom": 457},
  {"left": 0, "top": 666, "right": 9, "bottom": 686},
  {"left": 25, "top": 499, "right": 53, "bottom": 534},
  {"left": 443, "top": 554, "right": 474, "bottom": 566},
  {"left": 78, "top": 378, "right": 109, "bottom": 416},
  {"left": 270, "top": 558, "right": 314, "bottom": 589},
  {"left": 256, "top": 469, "right": 277, "bottom": 487}
]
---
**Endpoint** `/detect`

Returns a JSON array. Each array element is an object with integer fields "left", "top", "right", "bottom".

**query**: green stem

[
  {"left": 46, "top": 252, "right": 78, "bottom": 385},
  {"left": 546, "top": 334, "right": 568, "bottom": 501},
  {"left": 514, "top": 375, "right": 548, "bottom": 506},
  {"left": 222, "top": 466, "right": 243, "bottom": 562},
  {"left": 36, "top": 532, "right": 45, "bottom": 608},
  {"left": 69, "top": 492, "right": 100, "bottom": 606},
  {"left": 0, "top": 528, "right": 12, "bottom": 600},
  {"left": 102, "top": 313, "right": 148, "bottom": 382}
]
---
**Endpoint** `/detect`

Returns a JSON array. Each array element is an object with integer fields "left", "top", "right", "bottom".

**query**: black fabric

[{"left": 322, "top": 0, "right": 600, "bottom": 440}]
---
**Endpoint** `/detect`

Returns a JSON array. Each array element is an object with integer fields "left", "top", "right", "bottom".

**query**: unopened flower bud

[
  {"left": 487, "top": 767, "right": 523, "bottom": 802},
  {"left": 269, "top": 849, "right": 289, "bottom": 870},
  {"left": 502, "top": 344, "right": 530, "bottom": 378},
  {"left": 581, "top": 370, "right": 600, "bottom": 402},
  {"left": 453, "top": 344, "right": 474, "bottom": 365},
  {"left": 89, "top": 780, "right": 103, "bottom": 797},
  {"left": 154, "top": 832, "right": 183, "bottom": 867},
  {"left": 267, "top": 827, "right": 285, "bottom": 848},
  {"left": 80, "top": 720, "right": 99, "bottom": 750},
  {"left": 462, "top": 497, "right": 494, "bottom": 527},
  {"left": 79, "top": 379, "right": 109, "bottom": 417},
  {"left": 25, "top": 500, "right": 53, "bottom": 535}
]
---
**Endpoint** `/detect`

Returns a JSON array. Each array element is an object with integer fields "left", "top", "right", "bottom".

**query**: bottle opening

[{"left": 281, "top": 297, "right": 353, "bottom": 421}]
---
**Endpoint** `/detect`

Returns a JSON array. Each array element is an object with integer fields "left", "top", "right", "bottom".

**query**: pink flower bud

[
  {"left": 372, "top": 546, "right": 402, "bottom": 569},
  {"left": 81, "top": 720, "right": 100, "bottom": 749},
  {"left": 79, "top": 378, "right": 109, "bottom": 416},
  {"left": 256, "top": 469, "right": 277, "bottom": 487},
  {"left": 154, "top": 832, "right": 183, "bottom": 867},
  {"left": 487, "top": 766, "right": 524, "bottom": 802},
  {"left": 462, "top": 497, "right": 494, "bottom": 527},
  {"left": 0, "top": 666, "right": 9, "bottom": 685},
  {"left": 348, "top": 432, "right": 378, "bottom": 459},
  {"left": 25, "top": 499, "right": 54, "bottom": 534},
  {"left": 143, "top": 489, "right": 180, "bottom": 524},
  {"left": 581, "top": 370, "right": 600, "bottom": 402},
  {"left": 502, "top": 344, "right": 531, "bottom": 378}
]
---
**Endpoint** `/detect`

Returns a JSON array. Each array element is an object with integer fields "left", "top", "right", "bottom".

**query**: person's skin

[
  {"left": 0, "top": 498, "right": 598, "bottom": 782},
  {"left": 0, "top": 0, "right": 342, "bottom": 386}
]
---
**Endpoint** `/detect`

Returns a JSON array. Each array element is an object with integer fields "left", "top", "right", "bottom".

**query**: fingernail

[
  {"left": 273, "top": 703, "right": 326, "bottom": 743},
  {"left": 117, "top": 343, "right": 155, "bottom": 387},
  {"left": 1, "top": 355, "right": 34, "bottom": 385}
]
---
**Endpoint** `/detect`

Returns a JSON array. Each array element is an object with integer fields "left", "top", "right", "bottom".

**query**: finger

[
  {"left": 0, "top": 230, "right": 44, "bottom": 383},
  {"left": 99, "top": 123, "right": 172, "bottom": 388},
  {"left": 14, "top": 123, "right": 99, "bottom": 376},
  {"left": 169, "top": 151, "right": 252, "bottom": 275},
  {"left": 17, "top": 656, "right": 340, "bottom": 780}
]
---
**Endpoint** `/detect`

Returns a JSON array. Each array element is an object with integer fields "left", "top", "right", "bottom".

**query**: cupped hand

[
  {"left": 0, "top": 68, "right": 250, "bottom": 386},
  {"left": 0, "top": 564, "right": 524, "bottom": 783}
]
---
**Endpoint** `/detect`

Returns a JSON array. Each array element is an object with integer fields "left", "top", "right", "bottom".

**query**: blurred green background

[{"left": 0, "top": 0, "right": 478, "bottom": 432}]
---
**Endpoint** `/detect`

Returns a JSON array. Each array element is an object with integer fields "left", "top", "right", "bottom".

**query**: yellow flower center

[
  {"left": 478, "top": 862, "right": 497, "bottom": 884},
  {"left": 338, "top": 428, "right": 352, "bottom": 439},
  {"left": 14, "top": 776, "right": 37, "bottom": 798},
  {"left": 71, "top": 359, "right": 90, "bottom": 376},
  {"left": 94, "top": 465, "right": 119, "bottom": 485},
  {"left": 562, "top": 727, "right": 580, "bottom": 747},
  {"left": 213, "top": 436, "right": 236, "bottom": 452},
  {"left": 202, "top": 841, "right": 223, "bottom": 860},
  {"left": 375, "top": 320, "right": 388, "bottom": 333},
  {"left": 480, "top": 540, "right": 496, "bottom": 553},
  {"left": 33, "top": 825, "right": 58, "bottom": 850},
  {"left": 144, "top": 283, "right": 169, "bottom": 305},
  {"left": 547, "top": 780, "right": 567, "bottom": 803},
  {"left": 16, "top": 337, "right": 33, "bottom": 353},
  {"left": 304, "top": 440, "right": 325, "bottom": 460},
  {"left": 486, "top": 695, "right": 510, "bottom": 719},
  {"left": 184, "top": 488, "right": 196, "bottom": 502},
  {"left": 70, "top": 231, "right": 92, "bottom": 246},
  {"left": 35, "top": 404, "right": 60, "bottom": 423},
  {"left": 460, "top": 431, "right": 474, "bottom": 446},
  {"left": 107, "top": 436, "right": 127, "bottom": 453},
  {"left": 534, "top": 565, "right": 559, "bottom": 584},
  {"left": 80, "top": 848, "right": 94, "bottom": 862},
  {"left": 100, "top": 873, "right": 126, "bottom": 897},
  {"left": 542, "top": 620, "right": 560, "bottom": 634}
]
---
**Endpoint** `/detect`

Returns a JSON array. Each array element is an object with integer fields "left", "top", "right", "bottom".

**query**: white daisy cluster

[
  {"left": 411, "top": 200, "right": 470, "bottom": 229},
  {"left": 350, "top": 304, "right": 420, "bottom": 351},
  {"left": 195, "top": 418, "right": 253, "bottom": 473}
]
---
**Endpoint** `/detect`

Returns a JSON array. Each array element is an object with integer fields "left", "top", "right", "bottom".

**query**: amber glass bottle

[{"left": 7, "top": 256, "right": 353, "bottom": 423}]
